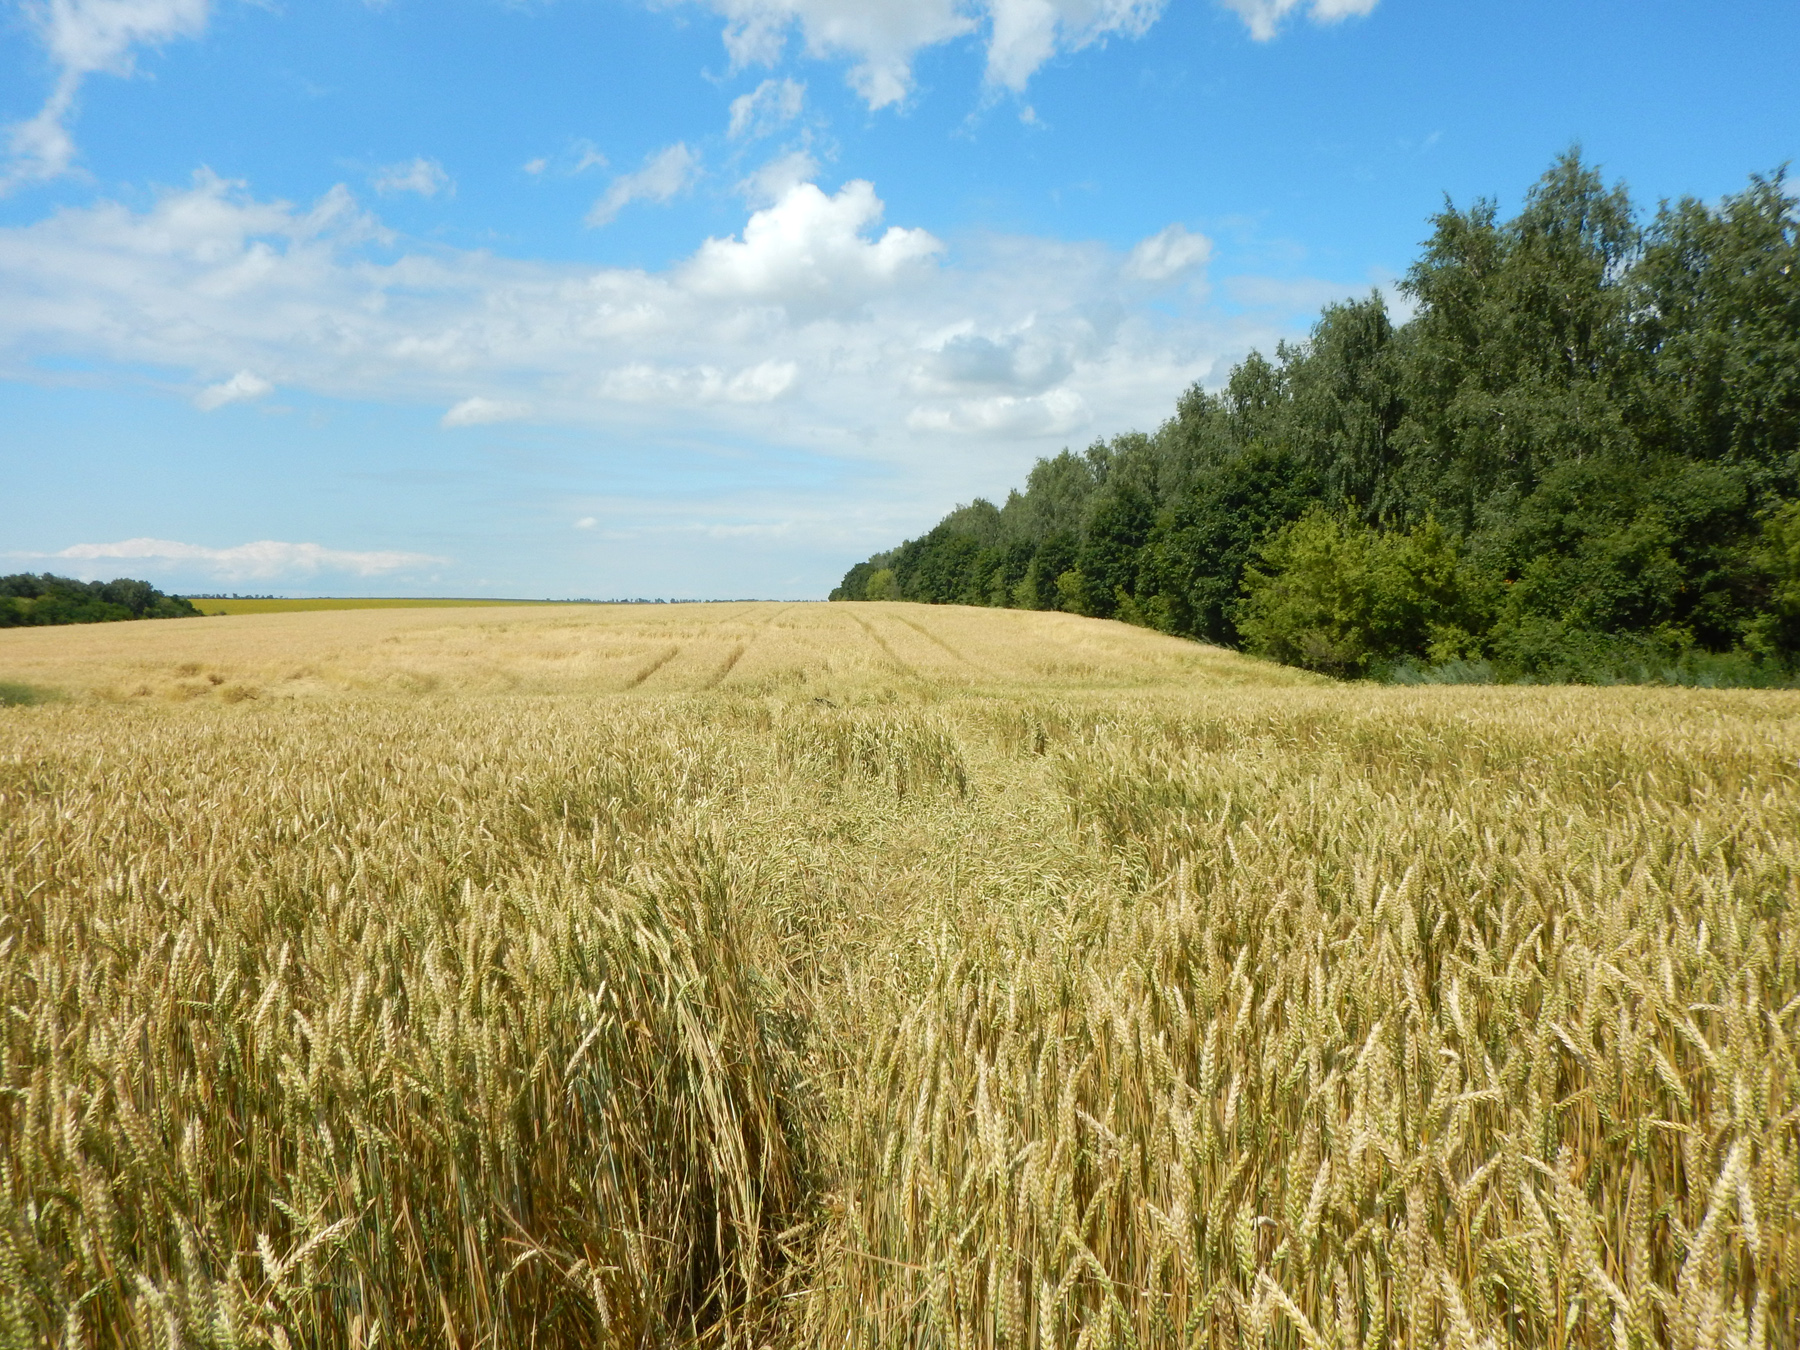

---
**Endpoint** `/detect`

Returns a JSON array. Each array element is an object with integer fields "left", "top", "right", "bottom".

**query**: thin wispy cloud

[
  {"left": 41, "top": 537, "right": 445, "bottom": 579},
  {"left": 4, "top": 0, "right": 213, "bottom": 190},
  {"left": 680, "top": 0, "right": 1376, "bottom": 108},
  {"left": 523, "top": 142, "right": 608, "bottom": 178},
  {"left": 728, "top": 78, "right": 805, "bottom": 139},
  {"left": 194, "top": 369, "right": 273, "bottom": 410},
  {"left": 1123, "top": 224, "right": 1212, "bottom": 282},
  {"left": 1218, "top": 0, "right": 1378, "bottom": 43},
  {"left": 587, "top": 144, "right": 700, "bottom": 226},
  {"left": 442, "top": 397, "right": 532, "bottom": 428},
  {"left": 372, "top": 158, "right": 453, "bottom": 198}
]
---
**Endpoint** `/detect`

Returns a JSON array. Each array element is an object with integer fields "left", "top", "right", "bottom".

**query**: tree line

[
  {"left": 832, "top": 153, "right": 1800, "bottom": 682},
  {"left": 1, "top": 574, "right": 203, "bottom": 628}
]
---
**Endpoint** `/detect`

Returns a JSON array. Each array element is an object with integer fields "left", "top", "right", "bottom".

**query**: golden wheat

[{"left": 1, "top": 603, "right": 1794, "bottom": 1348}]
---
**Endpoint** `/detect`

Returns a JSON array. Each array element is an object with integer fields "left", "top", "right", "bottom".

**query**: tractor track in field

[
  {"left": 891, "top": 614, "right": 982, "bottom": 670},
  {"left": 704, "top": 604, "right": 793, "bottom": 688},
  {"left": 708, "top": 644, "right": 748, "bottom": 687},
  {"left": 625, "top": 645, "right": 680, "bottom": 689},
  {"left": 847, "top": 612, "right": 916, "bottom": 677}
]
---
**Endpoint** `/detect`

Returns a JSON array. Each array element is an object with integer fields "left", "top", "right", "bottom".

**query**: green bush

[
  {"left": 1746, "top": 501, "right": 1800, "bottom": 663},
  {"left": 1236, "top": 511, "right": 1477, "bottom": 678},
  {"left": 0, "top": 682, "right": 60, "bottom": 707}
]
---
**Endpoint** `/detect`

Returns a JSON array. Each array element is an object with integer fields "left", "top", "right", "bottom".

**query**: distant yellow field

[
  {"left": 189, "top": 595, "right": 569, "bottom": 615},
  {"left": 2, "top": 602, "right": 1795, "bottom": 1348}
]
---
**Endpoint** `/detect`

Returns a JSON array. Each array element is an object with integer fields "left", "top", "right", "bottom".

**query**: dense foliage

[
  {"left": 0, "top": 573, "right": 202, "bottom": 627},
  {"left": 833, "top": 154, "right": 1800, "bottom": 681}
]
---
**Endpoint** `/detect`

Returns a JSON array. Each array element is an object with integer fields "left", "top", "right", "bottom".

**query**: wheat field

[{"left": 1, "top": 601, "right": 1795, "bottom": 1349}]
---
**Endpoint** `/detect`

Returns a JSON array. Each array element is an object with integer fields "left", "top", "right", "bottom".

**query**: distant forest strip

[
  {"left": 833, "top": 154, "right": 1800, "bottom": 684},
  {"left": 189, "top": 597, "right": 565, "bottom": 615},
  {"left": 1, "top": 574, "right": 202, "bottom": 627}
]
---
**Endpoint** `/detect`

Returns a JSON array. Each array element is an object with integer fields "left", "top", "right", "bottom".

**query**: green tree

[
  {"left": 1630, "top": 172, "right": 1800, "bottom": 496},
  {"left": 1476, "top": 457, "right": 1758, "bottom": 654},
  {"left": 830, "top": 154, "right": 1800, "bottom": 686},
  {"left": 1395, "top": 151, "right": 1639, "bottom": 527},
  {"left": 0, "top": 573, "right": 202, "bottom": 627},
  {"left": 1134, "top": 442, "right": 1322, "bottom": 643},
  {"left": 1017, "top": 531, "right": 1079, "bottom": 611},
  {"left": 1074, "top": 479, "right": 1156, "bottom": 619}
]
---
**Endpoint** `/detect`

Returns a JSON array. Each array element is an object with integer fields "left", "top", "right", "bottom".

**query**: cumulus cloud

[
  {"left": 5, "top": 0, "right": 213, "bottom": 189},
  {"left": 728, "top": 77, "right": 806, "bottom": 138},
  {"left": 587, "top": 144, "right": 699, "bottom": 226},
  {"left": 922, "top": 326, "right": 1073, "bottom": 393},
  {"left": 48, "top": 537, "right": 445, "bottom": 579},
  {"left": 1217, "top": 0, "right": 1378, "bottom": 42},
  {"left": 739, "top": 149, "right": 821, "bottom": 205},
  {"left": 1123, "top": 223, "right": 1212, "bottom": 282},
  {"left": 442, "top": 396, "right": 532, "bottom": 428},
  {"left": 683, "top": 180, "right": 940, "bottom": 308},
  {"left": 373, "top": 157, "right": 453, "bottom": 198},
  {"left": 194, "top": 369, "right": 273, "bottom": 410},
  {"left": 0, "top": 168, "right": 1307, "bottom": 467}
]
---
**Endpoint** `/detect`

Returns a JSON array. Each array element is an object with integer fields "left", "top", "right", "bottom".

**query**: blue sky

[{"left": 2, "top": 0, "right": 1796, "bottom": 599}]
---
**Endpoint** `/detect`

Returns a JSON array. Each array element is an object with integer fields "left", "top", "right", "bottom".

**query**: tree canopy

[
  {"left": 0, "top": 574, "right": 203, "bottom": 628},
  {"left": 831, "top": 154, "right": 1800, "bottom": 682}
]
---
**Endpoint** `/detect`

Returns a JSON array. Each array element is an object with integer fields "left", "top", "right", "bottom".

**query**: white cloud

[
  {"left": 524, "top": 143, "right": 608, "bottom": 179},
  {"left": 739, "top": 149, "right": 821, "bottom": 205},
  {"left": 683, "top": 179, "right": 940, "bottom": 308},
  {"left": 907, "top": 386, "right": 1089, "bottom": 436},
  {"left": 0, "top": 168, "right": 1305, "bottom": 472},
  {"left": 4, "top": 0, "right": 213, "bottom": 189},
  {"left": 728, "top": 77, "right": 806, "bottom": 138},
  {"left": 921, "top": 325, "right": 1073, "bottom": 393},
  {"left": 587, "top": 143, "right": 699, "bottom": 226},
  {"left": 684, "top": 0, "right": 1373, "bottom": 104},
  {"left": 1217, "top": 0, "right": 1378, "bottom": 42},
  {"left": 575, "top": 516, "right": 597, "bottom": 529},
  {"left": 49, "top": 537, "right": 445, "bottom": 579},
  {"left": 194, "top": 368, "right": 273, "bottom": 409},
  {"left": 1123, "top": 223, "right": 1212, "bottom": 282},
  {"left": 442, "top": 396, "right": 533, "bottom": 428},
  {"left": 372, "top": 158, "right": 453, "bottom": 198},
  {"left": 598, "top": 359, "right": 797, "bottom": 404},
  {"left": 686, "top": 0, "right": 1168, "bottom": 107},
  {"left": 699, "top": 0, "right": 971, "bottom": 108},
  {"left": 983, "top": 0, "right": 1164, "bottom": 93}
]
